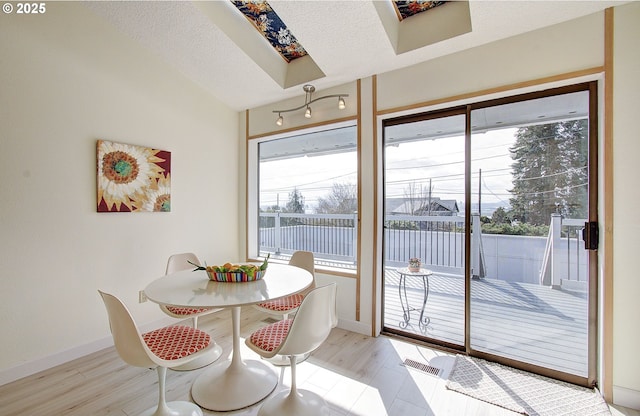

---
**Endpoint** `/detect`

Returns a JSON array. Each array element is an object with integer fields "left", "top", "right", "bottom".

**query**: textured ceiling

[{"left": 83, "top": 1, "right": 625, "bottom": 112}]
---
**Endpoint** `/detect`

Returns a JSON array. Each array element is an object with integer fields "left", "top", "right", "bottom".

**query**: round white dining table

[{"left": 143, "top": 262, "right": 313, "bottom": 412}]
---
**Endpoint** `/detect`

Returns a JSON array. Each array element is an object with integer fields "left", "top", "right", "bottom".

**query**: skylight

[
  {"left": 231, "top": 0, "right": 308, "bottom": 63},
  {"left": 393, "top": 0, "right": 447, "bottom": 21}
]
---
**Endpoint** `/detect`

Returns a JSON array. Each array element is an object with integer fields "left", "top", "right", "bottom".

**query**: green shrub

[{"left": 481, "top": 222, "right": 549, "bottom": 236}]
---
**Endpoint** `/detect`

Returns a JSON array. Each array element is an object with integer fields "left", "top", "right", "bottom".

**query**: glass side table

[{"left": 396, "top": 267, "right": 433, "bottom": 330}]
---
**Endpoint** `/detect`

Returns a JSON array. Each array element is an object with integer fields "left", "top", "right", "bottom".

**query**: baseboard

[
  {"left": 2, "top": 315, "right": 370, "bottom": 387},
  {"left": 613, "top": 385, "right": 640, "bottom": 410},
  {"left": 0, "top": 335, "right": 113, "bottom": 387},
  {"left": 337, "top": 318, "right": 371, "bottom": 336},
  {"left": 0, "top": 315, "right": 175, "bottom": 387}
]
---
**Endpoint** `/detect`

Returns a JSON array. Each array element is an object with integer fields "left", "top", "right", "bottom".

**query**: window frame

[
  {"left": 247, "top": 119, "right": 359, "bottom": 275},
  {"left": 379, "top": 81, "right": 599, "bottom": 387}
]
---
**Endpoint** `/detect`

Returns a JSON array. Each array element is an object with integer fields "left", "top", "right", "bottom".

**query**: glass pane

[
  {"left": 470, "top": 91, "right": 590, "bottom": 377},
  {"left": 383, "top": 114, "right": 466, "bottom": 346},
  {"left": 258, "top": 125, "right": 358, "bottom": 269}
]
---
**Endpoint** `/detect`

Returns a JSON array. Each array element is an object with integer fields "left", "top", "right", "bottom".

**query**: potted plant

[{"left": 408, "top": 257, "right": 421, "bottom": 272}]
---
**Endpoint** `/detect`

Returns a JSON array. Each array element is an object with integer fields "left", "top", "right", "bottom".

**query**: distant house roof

[
  {"left": 385, "top": 198, "right": 410, "bottom": 213},
  {"left": 389, "top": 201, "right": 419, "bottom": 215},
  {"left": 388, "top": 197, "right": 459, "bottom": 216},
  {"left": 430, "top": 199, "right": 459, "bottom": 213}
]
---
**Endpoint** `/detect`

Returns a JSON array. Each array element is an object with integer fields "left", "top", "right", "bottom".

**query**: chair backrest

[
  {"left": 98, "top": 290, "right": 155, "bottom": 368},
  {"left": 276, "top": 283, "right": 337, "bottom": 357},
  {"left": 289, "top": 250, "right": 316, "bottom": 292},
  {"left": 166, "top": 252, "right": 200, "bottom": 275}
]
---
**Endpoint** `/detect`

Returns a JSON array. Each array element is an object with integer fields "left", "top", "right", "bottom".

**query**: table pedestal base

[
  {"left": 191, "top": 359, "right": 277, "bottom": 411},
  {"left": 191, "top": 307, "right": 277, "bottom": 411}
]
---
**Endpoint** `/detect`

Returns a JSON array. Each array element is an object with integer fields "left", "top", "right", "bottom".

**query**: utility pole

[
  {"left": 478, "top": 169, "right": 482, "bottom": 215},
  {"left": 428, "top": 178, "right": 433, "bottom": 215}
]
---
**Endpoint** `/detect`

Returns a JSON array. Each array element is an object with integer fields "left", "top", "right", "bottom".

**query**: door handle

[{"left": 582, "top": 221, "right": 598, "bottom": 250}]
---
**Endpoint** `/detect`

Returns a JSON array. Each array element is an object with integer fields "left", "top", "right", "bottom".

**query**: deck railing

[
  {"left": 258, "top": 212, "right": 472, "bottom": 271},
  {"left": 539, "top": 214, "right": 588, "bottom": 289},
  {"left": 259, "top": 212, "right": 358, "bottom": 263},
  {"left": 383, "top": 214, "right": 468, "bottom": 274},
  {"left": 259, "top": 212, "right": 587, "bottom": 290}
]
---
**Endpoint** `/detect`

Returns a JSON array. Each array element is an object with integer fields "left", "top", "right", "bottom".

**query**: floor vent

[{"left": 403, "top": 358, "right": 441, "bottom": 376}]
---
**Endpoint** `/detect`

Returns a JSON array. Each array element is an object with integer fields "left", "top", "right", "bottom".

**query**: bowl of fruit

[{"left": 190, "top": 255, "right": 269, "bottom": 282}]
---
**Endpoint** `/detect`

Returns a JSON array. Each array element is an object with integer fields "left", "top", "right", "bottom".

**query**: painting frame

[{"left": 96, "top": 139, "right": 171, "bottom": 213}]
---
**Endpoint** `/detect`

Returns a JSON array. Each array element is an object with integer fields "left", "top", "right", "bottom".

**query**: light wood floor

[{"left": 0, "top": 306, "right": 637, "bottom": 416}]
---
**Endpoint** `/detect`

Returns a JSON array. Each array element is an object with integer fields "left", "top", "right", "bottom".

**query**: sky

[
  {"left": 259, "top": 127, "right": 518, "bottom": 215},
  {"left": 259, "top": 151, "right": 357, "bottom": 209}
]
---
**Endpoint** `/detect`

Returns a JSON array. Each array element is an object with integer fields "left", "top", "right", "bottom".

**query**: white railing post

[
  {"left": 550, "top": 214, "right": 563, "bottom": 288},
  {"left": 540, "top": 214, "right": 563, "bottom": 288},
  {"left": 352, "top": 212, "right": 358, "bottom": 264},
  {"left": 471, "top": 213, "right": 481, "bottom": 279},
  {"left": 540, "top": 214, "right": 564, "bottom": 289},
  {"left": 274, "top": 212, "right": 281, "bottom": 254}
]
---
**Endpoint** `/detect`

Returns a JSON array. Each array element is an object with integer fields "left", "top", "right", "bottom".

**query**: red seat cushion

[
  {"left": 142, "top": 325, "right": 211, "bottom": 360},
  {"left": 256, "top": 294, "right": 304, "bottom": 312},
  {"left": 249, "top": 319, "right": 293, "bottom": 352},
  {"left": 165, "top": 306, "right": 214, "bottom": 316}
]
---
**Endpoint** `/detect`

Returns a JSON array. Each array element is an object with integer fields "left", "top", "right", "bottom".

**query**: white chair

[
  {"left": 160, "top": 252, "right": 222, "bottom": 329},
  {"left": 253, "top": 250, "right": 316, "bottom": 365},
  {"left": 98, "top": 290, "right": 212, "bottom": 416},
  {"left": 253, "top": 250, "right": 315, "bottom": 319},
  {"left": 245, "top": 283, "right": 337, "bottom": 416},
  {"left": 159, "top": 252, "right": 223, "bottom": 370}
]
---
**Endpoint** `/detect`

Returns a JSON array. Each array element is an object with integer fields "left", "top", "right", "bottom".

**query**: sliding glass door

[
  {"left": 469, "top": 88, "right": 594, "bottom": 380},
  {"left": 383, "top": 109, "right": 467, "bottom": 348},
  {"left": 382, "top": 83, "right": 597, "bottom": 386}
]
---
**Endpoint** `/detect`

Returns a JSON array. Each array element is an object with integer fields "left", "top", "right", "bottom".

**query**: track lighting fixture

[{"left": 273, "top": 84, "right": 348, "bottom": 126}]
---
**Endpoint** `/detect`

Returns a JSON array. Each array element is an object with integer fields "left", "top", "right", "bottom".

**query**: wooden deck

[{"left": 383, "top": 268, "right": 589, "bottom": 377}]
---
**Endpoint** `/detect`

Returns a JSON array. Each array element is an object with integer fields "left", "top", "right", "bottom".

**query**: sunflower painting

[{"left": 97, "top": 140, "right": 171, "bottom": 212}]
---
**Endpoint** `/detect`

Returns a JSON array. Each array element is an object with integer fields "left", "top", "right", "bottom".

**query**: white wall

[
  {"left": 2, "top": 1, "right": 637, "bottom": 407},
  {"left": 0, "top": 2, "right": 240, "bottom": 382},
  {"left": 612, "top": 2, "right": 640, "bottom": 408},
  {"left": 376, "top": 10, "right": 604, "bottom": 110},
  {"left": 377, "top": 7, "right": 639, "bottom": 406},
  {"left": 244, "top": 7, "right": 639, "bottom": 408}
]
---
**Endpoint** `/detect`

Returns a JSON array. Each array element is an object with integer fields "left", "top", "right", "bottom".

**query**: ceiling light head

[{"left": 272, "top": 84, "right": 348, "bottom": 124}]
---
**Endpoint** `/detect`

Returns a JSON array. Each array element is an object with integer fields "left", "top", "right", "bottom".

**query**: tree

[
  {"left": 491, "top": 207, "right": 511, "bottom": 224},
  {"left": 403, "top": 180, "right": 433, "bottom": 215},
  {"left": 280, "top": 188, "right": 305, "bottom": 226},
  {"left": 508, "top": 120, "right": 588, "bottom": 226},
  {"left": 261, "top": 205, "right": 281, "bottom": 213},
  {"left": 316, "top": 183, "right": 357, "bottom": 214},
  {"left": 283, "top": 188, "right": 305, "bottom": 214}
]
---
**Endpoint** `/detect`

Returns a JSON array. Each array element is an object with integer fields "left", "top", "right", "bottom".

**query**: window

[
  {"left": 381, "top": 82, "right": 598, "bottom": 384},
  {"left": 248, "top": 123, "right": 358, "bottom": 270}
]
